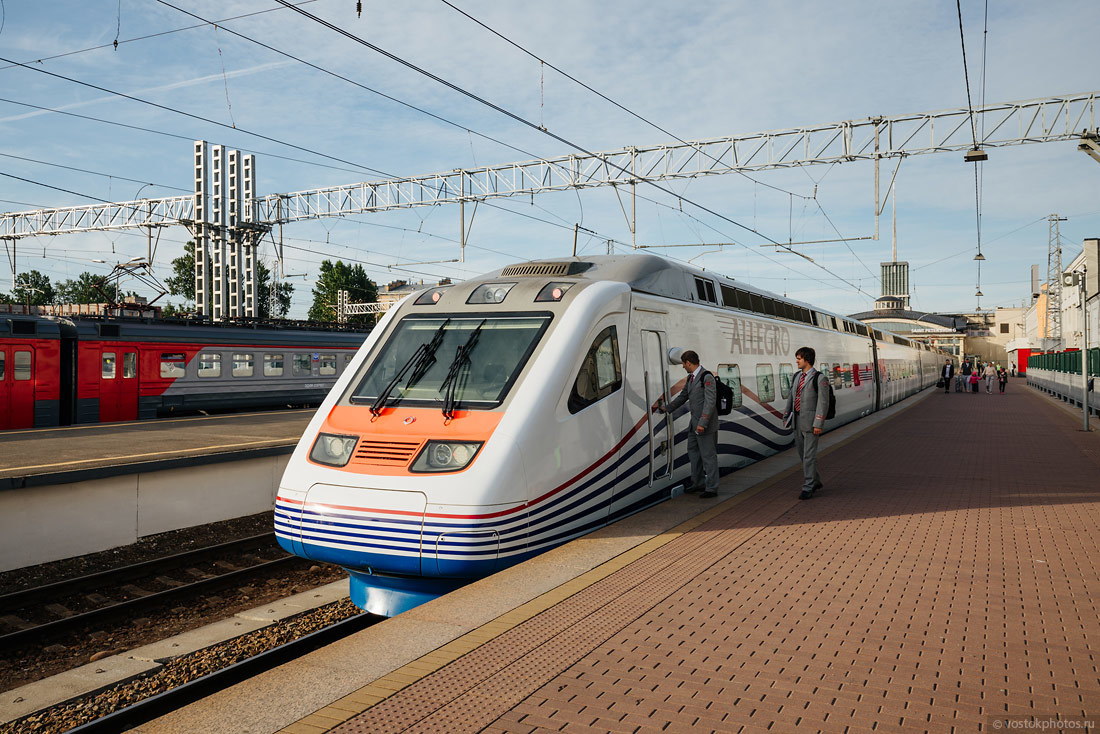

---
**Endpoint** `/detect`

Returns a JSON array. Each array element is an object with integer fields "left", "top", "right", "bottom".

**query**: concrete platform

[
  {"left": 0, "top": 409, "right": 314, "bottom": 489},
  {"left": 131, "top": 379, "right": 1100, "bottom": 734}
]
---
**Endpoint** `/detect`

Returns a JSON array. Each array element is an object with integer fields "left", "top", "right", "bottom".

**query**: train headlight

[
  {"left": 466, "top": 282, "right": 515, "bottom": 304},
  {"left": 411, "top": 440, "right": 483, "bottom": 473},
  {"left": 309, "top": 433, "right": 358, "bottom": 467}
]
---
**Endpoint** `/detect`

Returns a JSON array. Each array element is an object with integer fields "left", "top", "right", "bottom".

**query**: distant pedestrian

[
  {"left": 998, "top": 366, "right": 1008, "bottom": 393},
  {"left": 783, "top": 346, "right": 830, "bottom": 500},
  {"left": 1011, "top": 363, "right": 1017, "bottom": 377},
  {"left": 983, "top": 362, "right": 997, "bottom": 393},
  {"left": 941, "top": 360, "right": 954, "bottom": 394},
  {"left": 655, "top": 350, "right": 719, "bottom": 498}
]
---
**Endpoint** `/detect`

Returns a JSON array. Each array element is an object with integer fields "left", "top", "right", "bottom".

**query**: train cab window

[
  {"left": 842, "top": 363, "right": 853, "bottom": 387},
  {"left": 568, "top": 326, "right": 622, "bottom": 414},
  {"left": 293, "top": 353, "right": 312, "bottom": 376},
  {"left": 694, "top": 278, "right": 717, "bottom": 303},
  {"left": 198, "top": 353, "right": 222, "bottom": 378},
  {"left": 233, "top": 353, "right": 254, "bottom": 378},
  {"left": 264, "top": 353, "right": 284, "bottom": 377},
  {"left": 160, "top": 353, "right": 186, "bottom": 378},
  {"left": 14, "top": 351, "right": 31, "bottom": 381},
  {"left": 779, "top": 363, "right": 794, "bottom": 399},
  {"left": 102, "top": 352, "right": 116, "bottom": 379},
  {"left": 123, "top": 353, "right": 137, "bottom": 379},
  {"left": 716, "top": 365, "right": 743, "bottom": 409},
  {"left": 319, "top": 355, "right": 337, "bottom": 376},
  {"left": 756, "top": 364, "right": 775, "bottom": 403}
]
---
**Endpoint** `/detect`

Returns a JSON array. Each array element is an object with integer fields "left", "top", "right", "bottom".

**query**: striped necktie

[{"left": 794, "top": 371, "right": 806, "bottom": 412}]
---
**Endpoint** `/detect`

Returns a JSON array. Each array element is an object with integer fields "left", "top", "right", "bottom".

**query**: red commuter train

[{"left": 0, "top": 315, "right": 366, "bottom": 429}]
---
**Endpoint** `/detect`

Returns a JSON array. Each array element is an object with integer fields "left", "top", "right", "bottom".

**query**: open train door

[
  {"left": 0, "top": 348, "right": 8, "bottom": 429},
  {"left": 641, "top": 330, "right": 672, "bottom": 484}
]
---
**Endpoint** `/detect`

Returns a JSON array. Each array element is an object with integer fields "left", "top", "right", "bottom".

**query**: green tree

[
  {"left": 308, "top": 260, "right": 376, "bottom": 325},
  {"left": 56, "top": 271, "right": 125, "bottom": 303},
  {"left": 12, "top": 270, "right": 55, "bottom": 305},
  {"left": 166, "top": 241, "right": 294, "bottom": 319}
]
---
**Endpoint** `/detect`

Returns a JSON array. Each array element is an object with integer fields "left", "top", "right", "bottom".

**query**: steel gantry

[{"left": 1, "top": 91, "right": 1097, "bottom": 317}]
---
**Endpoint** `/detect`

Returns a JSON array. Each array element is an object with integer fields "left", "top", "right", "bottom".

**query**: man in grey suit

[
  {"left": 656, "top": 350, "right": 719, "bottom": 498},
  {"left": 783, "top": 346, "right": 830, "bottom": 500}
]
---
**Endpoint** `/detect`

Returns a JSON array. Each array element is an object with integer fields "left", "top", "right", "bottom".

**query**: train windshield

[{"left": 349, "top": 314, "right": 552, "bottom": 410}]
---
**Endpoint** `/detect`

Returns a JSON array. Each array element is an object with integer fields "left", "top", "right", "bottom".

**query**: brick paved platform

[{"left": 283, "top": 381, "right": 1100, "bottom": 734}]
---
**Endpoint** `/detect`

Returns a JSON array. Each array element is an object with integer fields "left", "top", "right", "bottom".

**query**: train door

[
  {"left": 2, "top": 346, "right": 35, "bottom": 429},
  {"left": 99, "top": 349, "right": 119, "bottom": 422},
  {"left": 869, "top": 341, "right": 881, "bottom": 412},
  {"left": 641, "top": 330, "right": 672, "bottom": 484},
  {"left": 119, "top": 351, "right": 138, "bottom": 421}
]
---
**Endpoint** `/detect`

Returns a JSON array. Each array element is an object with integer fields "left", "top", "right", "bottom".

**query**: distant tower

[
  {"left": 880, "top": 261, "right": 910, "bottom": 310},
  {"left": 1046, "top": 213, "right": 1067, "bottom": 348}
]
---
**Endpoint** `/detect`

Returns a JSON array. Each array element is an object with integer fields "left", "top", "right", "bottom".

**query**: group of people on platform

[{"left": 940, "top": 358, "right": 1012, "bottom": 395}]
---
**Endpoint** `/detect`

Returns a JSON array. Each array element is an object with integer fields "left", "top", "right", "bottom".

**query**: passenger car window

[
  {"left": 568, "top": 326, "right": 622, "bottom": 414},
  {"left": 233, "top": 353, "right": 254, "bottom": 377},
  {"left": 843, "top": 363, "right": 853, "bottom": 387},
  {"left": 160, "top": 353, "right": 186, "bottom": 378},
  {"left": 14, "top": 351, "right": 31, "bottom": 381},
  {"left": 102, "top": 352, "right": 116, "bottom": 379},
  {"left": 123, "top": 352, "right": 137, "bottom": 379},
  {"left": 779, "top": 363, "right": 794, "bottom": 399},
  {"left": 264, "top": 353, "right": 284, "bottom": 377},
  {"left": 198, "top": 353, "right": 222, "bottom": 378},
  {"left": 293, "top": 353, "right": 312, "bottom": 376},
  {"left": 716, "top": 364, "right": 742, "bottom": 409},
  {"left": 319, "top": 355, "right": 337, "bottom": 376},
  {"left": 832, "top": 365, "right": 843, "bottom": 389},
  {"left": 756, "top": 364, "right": 775, "bottom": 402},
  {"left": 0, "top": 351, "right": 5, "bottom": 380}
]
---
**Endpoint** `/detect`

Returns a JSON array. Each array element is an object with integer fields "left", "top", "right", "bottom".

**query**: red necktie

[{"left": 794, "top": 371, "right": 806, "bottom": 412}]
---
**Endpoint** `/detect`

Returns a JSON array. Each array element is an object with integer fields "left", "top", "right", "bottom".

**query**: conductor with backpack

[
  {"left": 784, "top": 346, "right": 832, "bottom": 500},
  {"left": 655, "top": 350, "right": 728, "bottom": 499}
]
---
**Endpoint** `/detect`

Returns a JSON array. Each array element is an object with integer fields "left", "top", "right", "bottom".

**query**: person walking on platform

[
  {"left": 961, "top": 359, "right": 973, "bottom": 392},
  {"left": 784, "top": 346, "right": 829, "bottom": 500},
  {"left": 655, "top": 350, "right": 719, "bottom": 498},
  {"left": 941, "top": 359, "right": 954, "bottom": 394},
  {"left": 983, "top": 361, "right": 997, "bottom": 394},
  {"left": 998, "top": 365, "right": 1008, "bottom": 393}
]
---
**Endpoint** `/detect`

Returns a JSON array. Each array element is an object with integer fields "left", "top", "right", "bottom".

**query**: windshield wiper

[
  {"left": 369, "top": 319, "right": 450, "bottom": 416},
  {"left": 439, "top": 320, "right": 486, "bottom": 419}
]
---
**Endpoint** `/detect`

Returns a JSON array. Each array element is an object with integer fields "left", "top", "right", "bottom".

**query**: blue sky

[{"left": 0, "top": 0, "right": 1097, "bottom": 318}]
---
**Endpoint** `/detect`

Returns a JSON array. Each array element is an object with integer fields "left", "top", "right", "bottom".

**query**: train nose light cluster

[
  {"left": 309, "top": 433, "right": 359, "bottom": 467},
  {"left": 410, "top": 440, "right": 483, "bottom": 472},
  {"left": 414, "top": 287, "right": 448, "bottom": 305},
  {"left": 534, "top": 281, "right": 574, "bottom": 302},
  {"left": 467, "top": 282, "right": 515, "bottom": 304}
]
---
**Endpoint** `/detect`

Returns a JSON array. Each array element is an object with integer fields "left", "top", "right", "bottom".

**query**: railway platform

[{"left": 136, "top": 380, "right": 1100, "bottom": 734}]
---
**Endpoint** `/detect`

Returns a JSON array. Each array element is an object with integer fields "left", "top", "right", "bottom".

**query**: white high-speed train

[{"left": 275, "top": 254, "right": 943, "bottom": 615}]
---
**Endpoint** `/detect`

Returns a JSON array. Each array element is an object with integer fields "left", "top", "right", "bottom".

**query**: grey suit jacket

[
  {"left": 783, "top": 367, "right": 830, "bottom": 432},
  {"left": 665, "top": 369, "right": 718, "bottom": 434}
]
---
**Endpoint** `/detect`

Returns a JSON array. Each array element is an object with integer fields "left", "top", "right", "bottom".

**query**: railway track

[{"left": 0, "top": 532, "right": 301, "bottom": 651}]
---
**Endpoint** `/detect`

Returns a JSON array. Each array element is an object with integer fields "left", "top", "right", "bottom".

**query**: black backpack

[
  {"left": 816, "top": 371, "right": 837, "bottom": 420},
  {"left": 703, "top": 370, "right": 735, "bottom": 416}
]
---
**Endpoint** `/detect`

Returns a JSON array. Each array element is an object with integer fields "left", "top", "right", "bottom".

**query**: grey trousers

[
  {"left": 686, "top": 429, "right": 719, "bottom": 492},
  {"left": 794, "top": 429, "right": 822, "bottom": 493}
]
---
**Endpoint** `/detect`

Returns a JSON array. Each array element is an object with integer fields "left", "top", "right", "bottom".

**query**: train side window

[
  {"left": 343, "top": 353, "right": 354, "bottom": 369},
  {"left": 14, "top": 351, "right": 31, "bottom": 381},
  {"left": 843, "top": 363, "right": 853, "bottom": 387},
  {"left": 123, "top": 352, "right": 137, "bottom": 379},
  {"left": 102, "top": 352, "right": 116, "bottom": 379},
  {"left": 233, "top": 353, "right": 255, "bottom": 377},
  {"left": 735, "top": 289, "right": 753, "bottom": 311},
  {"left": 715, "top": 365, "right": 743, "bottom": 409},
  {"left": 0, "top": 351, "right": 5, "bottom": 380},
  {"left": 779, "top": 363, "right": 794, "bottom": 399},
  {"left": 319, "top": 355, "right": 337, "bottom": 376},
  {"left": 293, "top": 353, "right": 312, "bottom": 376},
  {"left": 832, "top": 365, "right": 843, "bottom": 389},
  {"left": 198, "top": 353, "right": 222, "bottom": 378},
  {"left": 264, "top": 353, "right": 284, "bottom": 377},
  {"left": 704, "top": 280, "right": 717, "bottom": 303},
  {"left": 568, "top": 326, "right": 622, "bottom": 414},
  {"left": 160, "top": 353, "right": 186, "bottom": 378},
  {"left": 756, "top": 364, "right": 775, "bottom": 403}
]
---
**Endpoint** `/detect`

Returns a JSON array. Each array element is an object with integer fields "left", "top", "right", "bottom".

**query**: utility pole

[{"left": 1046, "top": 214, "right": 1067, "bottom": 349}]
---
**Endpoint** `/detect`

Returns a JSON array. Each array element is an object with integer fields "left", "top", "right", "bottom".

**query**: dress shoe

[
  {"left": 813, "top": 481, "right": 823, "bottom": 492},
  {"left": 799, "top": 490, "right": 813, "bottom": 500},
  {"left": 698, "top": 491, "right": 717, "bottom": 498}
]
